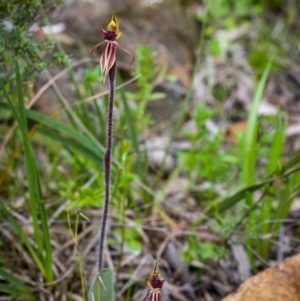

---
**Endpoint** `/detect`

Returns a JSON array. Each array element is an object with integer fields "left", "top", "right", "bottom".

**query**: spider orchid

[
  {"left": 91, "top": 12, "right": 134, "bottom": 81},
  {"left": 93, "top": 12, "right": 135, "bottom": 271},
  {"left": 143, "top": 261, "right": 165, "bottom": 301}
]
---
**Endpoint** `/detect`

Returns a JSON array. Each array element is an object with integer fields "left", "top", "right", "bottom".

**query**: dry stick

[{"left": 98, "top": 62, "right": 116, "bottom": 271}]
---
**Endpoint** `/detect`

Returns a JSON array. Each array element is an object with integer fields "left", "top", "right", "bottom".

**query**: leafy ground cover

[{"left": 1, "top": 0, "right": 300, "bottom": 300}]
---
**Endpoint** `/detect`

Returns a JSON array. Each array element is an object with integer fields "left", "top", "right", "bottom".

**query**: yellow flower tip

[
  {"left": 151, "top": 260, "right": 161, "bottom": 280},
  {"left": 146, "top": 279, "right": 152, "bottom": 289},
  {"left": 107, "top": 11, "right": 119, "bottom": 32}
]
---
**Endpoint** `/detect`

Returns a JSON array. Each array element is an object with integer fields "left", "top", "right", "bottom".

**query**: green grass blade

[
  {"left": 275, "top": 150, "right": 300, "bottom": 176},
  {"left": 0, "top": 102, "right": 10, "bottom": 110},
  {"left": 0, "top": 284, "right": 35, "bottom": 301},
  {"left": 79, "top": 102, "right": 95, "bottom": 135},
  {"left": 1, "top": 85, "right": 22, "bottom": 125},
  {"left": 116, "top": 72, "right": 140, "bottom": 154},
  {"left": 243, "top": 59, "right": 273, "bottom": 193},
  {"left": 267, "top": 113, "right": 287, "bottom": 174},
  {"left": 2, "top": 204, "right": 46, "bottom": 277},
  {"left": 1, "top": 60, "right": 53, "bottom": 281},
  {"left": 26, "top": 109, "right": 104, "bottom": 159},
  {"left": 200, "top": 158, "right": 300, "bottom": 222},
  {"left": 1, "top": 83, "right": 44, "bottom": 261},
  {"left": 15, "top": 61, "right": 28, "bottom": 132},
  {"left": 203, "top": 178, "right": 272, "bottom": 218},
  {"left": 259, "top": 112, "right": 287, "bottom": 259},
  {"left": 0, "top": 268, "right": 37, "bottom": 301},
  {"left": 37, "top": 127, "right": 103, "bottom": 165},
  {"left": 272, "top": 170, "right": 300, "bottom": 233},
  {"left": 93, "top": 98, "right": 105, "bottom": 143},
  {"left": 116, "top": 75, "right": 150, "bottom": 181},
  {"left": 241, "top": 59, "right": 272, "bottom": 265},
  {"left": 261, "top": 170, "right": 300, "bottom": 258}
]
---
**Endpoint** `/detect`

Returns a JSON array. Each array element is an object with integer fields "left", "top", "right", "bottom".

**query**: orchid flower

[
  {"left": 91, "top": 12, "right": 134, "bottom": 81},
  {"left": 143, "top": 261, "right": 165, "bottom": 301}
]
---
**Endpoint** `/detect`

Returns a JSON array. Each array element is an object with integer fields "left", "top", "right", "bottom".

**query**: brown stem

[{"left": 98, "top": 62, "right": 116, "bottom": 271}]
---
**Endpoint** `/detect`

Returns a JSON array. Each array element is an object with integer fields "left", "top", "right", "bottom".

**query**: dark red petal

[
  {"left": 114, "top": 41, "right": 135, "bottom": 65},
  {"left": 91, "top": 41, "right": 106, "bottom": 57},
  {"left": 142, "top": 292, "right": 150, "bottom": 301},
  {"left": 100, "top": 42, "right": 116, "bottom": 77},
  {"left": 106, "top": 43, "right": 116, "bottom": 69},
  {"left": 102, "top": 29, "right": 118, "bottom": 41},
  {"left": 150, "top": 279, "right": 165, "bottom": 289}
]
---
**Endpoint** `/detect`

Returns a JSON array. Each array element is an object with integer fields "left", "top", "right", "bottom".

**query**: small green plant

[
  {"left": 84, "top": 65, "right": 101, "bottom": 93},
  {"left": 183, "top": 237, "right": 228, "bottom": 263},
  {"left": 197, "top": 0, "right": 262, "bottom": 30},
  {"left": 186, "top": 58, "right": 300, "bottom": 269},
  {"left": 0, "top": 0, "right": 67, "bottom": 84},
  {"left": 236, "top": 61, "right": 300, "bottom": 265},
  {"left": 126, "top": 45, "right": 165, "bottom": 131},
  {"left": 178, "top": 103, "right": 236, "bottom": 196}
]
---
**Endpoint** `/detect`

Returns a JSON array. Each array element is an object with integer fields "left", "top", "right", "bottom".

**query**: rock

[
  {"left": 147, "top": 149, "right": 175, "bottom": 174},
  {"left": 222, "top": 253, "right": 300, "bottom": 301},
  {"left": 144, "top": 136, "right": 176, "bottom": 174},
  {"left": 230, "top": 244, "right": 251, "bottom": 282}
]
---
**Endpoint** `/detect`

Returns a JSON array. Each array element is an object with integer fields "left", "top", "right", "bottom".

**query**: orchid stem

[{"left": 98, "top": 62, "right": 116, "bottom": 271}]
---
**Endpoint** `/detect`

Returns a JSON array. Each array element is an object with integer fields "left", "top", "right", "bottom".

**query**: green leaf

[
  {"left": 240, "top": 59, "right": 273, "bottom": 265},
  {"left": 37, "top": 127, "right": 103, "bottom": 166},
  {"left": 26, "top": 109, "right": 103, "bottom": 159},
  {"left": 88, "top": 269, "right": 115, "bottom": 301},
  {"left": 147, "top": 92, "right": 166, "bottom": 101},
  {"left": 243, "top": 59, "right": 273, "bottom": 188},
  {"left": 1, "top": 204, "right": 46, "bottom": 279},
  {"left": 0, "top": 268, "right": 36, "bottom": 301},
  {"left": 204, "top": 178, "right": 272, "bottom": 217}
]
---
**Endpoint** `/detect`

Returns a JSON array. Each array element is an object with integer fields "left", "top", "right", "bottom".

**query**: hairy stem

[{"left": 98, "top": 62, "right": 116, "bottom": 271}]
